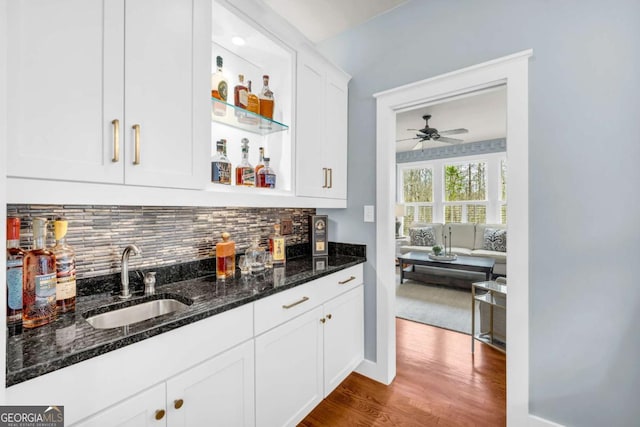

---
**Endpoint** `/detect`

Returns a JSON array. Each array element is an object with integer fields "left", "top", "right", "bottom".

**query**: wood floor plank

[{"left": 299, "top": 318, "right": 506, "bottom": 426}]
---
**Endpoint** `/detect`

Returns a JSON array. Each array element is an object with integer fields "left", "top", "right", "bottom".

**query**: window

[
  {"left": 398, "top": 153, "right": 506, "bottom": 228},
  {"left": 444, "top": 161, "right": 487, "bottom": 223},
  {"left": 401, "top": 167, "right": 433, "bottom": 235}
]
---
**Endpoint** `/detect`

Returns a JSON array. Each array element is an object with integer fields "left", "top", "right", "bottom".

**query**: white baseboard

[
  {"left": 529, "top": 414, "right": 565, "bottom": 427},
  {"left": 355, "top": 359, "right": 393, "bottom": 386}
]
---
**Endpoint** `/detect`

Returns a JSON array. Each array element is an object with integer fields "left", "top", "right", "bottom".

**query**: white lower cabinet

[
  {"left": 255, "top": 306, "right": 325, "bottom": 427},
  {"left": 75, "top": 383, "right": 166, "bottom": 427},
  {"left": 323, "top": 285, "right": 364, "bottom": 397},
  {"left": 254, "top": 274, "right": 364, "bottom": 427},
  {"left": 74, "top": 340, "right": 255, "bottom": 427}
]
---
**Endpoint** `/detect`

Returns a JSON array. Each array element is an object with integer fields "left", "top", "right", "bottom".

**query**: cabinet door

[
  {"left": 323, "top": 69, "right": 349, "bottom": 200},
  {"left": 123, "top": 0, "right": 208, "bottom": 190},
  {"left": 323, "top": 285, "right": 364, "bottom": 396},
  {"left": 74, "top": 383, "right": 166, "bottom": 427},
  {"left": 295, "top": 52, "right": 326, "bottom": 198},
  {"left": 255, "top": 306, "right": 324, "bottom": 427},
  {"left": 6, "top": 0, "right": 125, "bottom": 184},
  {"left": 166, "top": 340, "right": 255, "bottom": 427}
]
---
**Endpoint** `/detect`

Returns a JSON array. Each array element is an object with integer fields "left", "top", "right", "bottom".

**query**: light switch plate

[{"left": 364, "top": 205, "right": 375, "bottom": 222}]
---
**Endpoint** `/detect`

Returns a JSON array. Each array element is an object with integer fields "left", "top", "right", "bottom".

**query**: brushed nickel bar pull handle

[
  {"left": 132, "top": 124, "right": 141, "bottom": 165},
  {"left": 322, "top": 168, "right": 328, "bottom": 188},
  {"left": 282, "top": 296, "right": 309, "bottom": 309},
  {"left": 338, "top": 276, "right": 356, "bottom": 284},
  {"left": 111, "top": 119, "right": 120, "bottom": 162},
  {"left": 328, "top": 168, "right": 333, "bottom": 188}
]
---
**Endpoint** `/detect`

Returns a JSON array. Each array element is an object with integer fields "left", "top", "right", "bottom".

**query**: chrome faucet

[{"left": 120, "top": 244, "right": 141, "bottom": 299}]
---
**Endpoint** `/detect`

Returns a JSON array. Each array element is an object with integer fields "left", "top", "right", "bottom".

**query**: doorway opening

[
  {"left": 371, "top": 50, "right": 531, "bottom": 424},
  {"left": 394, "top": 85, "right": 507, "bottom": 335}
]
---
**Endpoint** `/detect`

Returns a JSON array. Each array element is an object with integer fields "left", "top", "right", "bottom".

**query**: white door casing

[{"left": 367, "top": 49, "right": 532, "bottom": 426}]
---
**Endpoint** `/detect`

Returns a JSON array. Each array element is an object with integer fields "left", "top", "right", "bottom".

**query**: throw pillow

[
  {"left": 409, "top": 227, "right": 436, "bottom": 246},
  {"left": 483, "top": 228, "right": 507, "bottom": 252}
]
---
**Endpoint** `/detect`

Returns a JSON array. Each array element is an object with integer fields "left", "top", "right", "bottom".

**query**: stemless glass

[{"left": 238, "top": 255, "right": 250, "bottom": 275}]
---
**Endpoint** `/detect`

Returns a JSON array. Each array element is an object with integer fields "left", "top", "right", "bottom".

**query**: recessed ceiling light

[{"left": 231, "top": 36, "right": 246, "bottom": 46}]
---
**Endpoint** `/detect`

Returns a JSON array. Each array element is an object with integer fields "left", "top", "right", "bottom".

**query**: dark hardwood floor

[{"left": 299, "top": 318, "right": 506, "bottom": 426}]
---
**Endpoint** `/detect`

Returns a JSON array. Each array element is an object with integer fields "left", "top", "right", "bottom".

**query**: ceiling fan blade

[
  {"left": 396, "top": 137, "right": 419, "bottom": 142},
  {"left": 435, "top": 136, "right": 463, "bottom": 143},
  {"left": 412, "top": 141, "right": 423, "bottom": 150},
  {"left": 439, "top": 128, "right": 468, "bottom": 135}
]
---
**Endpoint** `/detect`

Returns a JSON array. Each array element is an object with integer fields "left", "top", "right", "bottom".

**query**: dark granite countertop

[{"left": 6, "top": 249, "right": 365, "bottom": 387}]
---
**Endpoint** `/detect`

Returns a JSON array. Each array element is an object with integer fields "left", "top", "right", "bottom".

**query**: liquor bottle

[
  {"left": 6, "top": 217, "right": 24, "bottom": 325},
  {"left": 234, "top": 74, "right": 249, "bottom": 109},
  {"left": 255, "top": 147, "right": 265, "bottom": 177},
  {"left": 211, "top": 55, "right": 228, "bottom": 116},
  {"left": 259, "top": 75, "right": 274, "bottom": 119},
  {"left": 245, "top": 236, "right": 265, "bottom": 273},
  {"left": 246, "top": 80, "right": 260, "bottom": 115},
  {"left": 211, "top": 139, "right": 231, "bottom": 184},
  {"left": 235, "top": 138, "right": 255, "bottom": 187},
  {"left": 23, "top": 217, "right": 57, "bottom": 328},
  {"left": 51, "top": 217, "right": 76, "bottom": 313},
  {"left": 257, "top": 157, "right": 276, "bottom": 188},
  {"left": 216, "top": 232, "right": 235, "bottom": 281},
  {"left": 268, "top": 224, "right": 286, "bottom": 266}
]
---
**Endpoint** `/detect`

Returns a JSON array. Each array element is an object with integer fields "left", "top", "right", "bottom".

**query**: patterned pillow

[
  {"left": 483, "top": 228, "right": 507, "bottom": 252},
  {"left": 409, "top": 227, "right": 436, "bottom": 246}
]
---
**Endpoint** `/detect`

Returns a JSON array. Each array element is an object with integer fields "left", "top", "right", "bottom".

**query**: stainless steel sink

[{"left": 84, "top": 298, "right": 191, "bottom": 329}]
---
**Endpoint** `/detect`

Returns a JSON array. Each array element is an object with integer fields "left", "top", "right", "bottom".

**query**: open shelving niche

[{"left": 208, "top": 1, "right": 294, "bottom": 196}]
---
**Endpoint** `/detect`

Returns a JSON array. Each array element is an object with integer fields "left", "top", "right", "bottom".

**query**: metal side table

[{"left": 471, "top": 280, "right": 507, "bottom": 354}]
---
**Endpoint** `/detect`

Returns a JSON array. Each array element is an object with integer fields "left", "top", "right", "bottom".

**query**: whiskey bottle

[
  {"left": 259, "top": 75, "right": 274, "bottom": 119},
  {"left": 268, "top": 224, "right": 286, "bottom": 266},
  {"left": 246, "top": 80, "right": 260, "bottom": 115},
  {"left": 234, "top": 74, "right": 249, "bottom": 109},
  {"left": 246, "top": 236, "right": 266, "bottom": 273},
  {"left": 216, "top": 232, "right": 235, "bottom": 281},
  {"left": 211, "top": 139, "right": 231, "bottom": 184},
  {"left": 52, "top": 217, "right": 76, "bottom": 313},
  {"left": 257, "top": 157, "right": 276, "bottom": 189},
  {"left": 235, "top": 138, "right": 255, "bottom": 187},
  {"left": 23, "top": 217, "right": 57, "bottom": 328},
  {"left": 255, "top": 147, "right": 265, "bottom": 177},
  {"left": 6, "top": 217, "right": 25, "bottom": 325},
  {"left": 211, "top": 55, "right": 228, "bottom": 116}
]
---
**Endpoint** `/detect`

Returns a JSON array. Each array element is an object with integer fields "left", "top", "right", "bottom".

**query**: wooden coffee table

[{"left": 397, "top": 251, "right": 495, "bottom": 284}]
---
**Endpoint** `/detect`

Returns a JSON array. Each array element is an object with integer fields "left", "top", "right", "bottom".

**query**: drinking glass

[{"left": 238, "top": 255, "right": 250, "bottom": 275}]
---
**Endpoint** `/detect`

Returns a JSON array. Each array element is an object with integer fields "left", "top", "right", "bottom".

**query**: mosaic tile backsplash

[{"left": 7, "top": 205, "right": 315, "bottom": 279}]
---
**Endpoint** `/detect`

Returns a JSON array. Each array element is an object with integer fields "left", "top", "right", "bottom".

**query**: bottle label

[
  {"left": 265, "top": 173, "right": 276, "bottom": 188},
  {"left": 272, "top": 237, "right": 285, "bottom": 261},
  {"left": 212, "top": 161, "right": 231, "bottom": 184},
  {"left": 242, "top": 168, "right": 255, "bottom": 184},
  {"left": 218, "top": 81, "right": 228, "bottom": 101},
  {"left": 239, "top": 90, "right": 248, "bottom": 106},
  {"left": 35, "top": 272, "right": 57, "bottom": 307},
  {"left": 7, "top": 266, "right": 23, "bottom": 310},
  {"left": 56, "top": 276, "right": 76, "bottom": 300}
]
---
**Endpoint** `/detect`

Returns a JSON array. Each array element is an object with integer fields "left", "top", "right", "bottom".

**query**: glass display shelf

[{"left": 211, "top": 98, "right": 289, "bottom": 135}]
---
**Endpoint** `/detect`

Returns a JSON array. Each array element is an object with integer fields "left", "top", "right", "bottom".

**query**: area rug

[{"left": 396, "top": 278, "right": 480, "bottom": 335}]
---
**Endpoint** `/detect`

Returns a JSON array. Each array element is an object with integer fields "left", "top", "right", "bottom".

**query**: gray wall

[{"left": 317, "top": 0, "right": 640, "bottom": 425}]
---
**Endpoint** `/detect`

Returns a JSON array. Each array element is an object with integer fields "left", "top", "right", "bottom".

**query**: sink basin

[{"left": 84, "top": 297, "right": 191, "bottom": 329}]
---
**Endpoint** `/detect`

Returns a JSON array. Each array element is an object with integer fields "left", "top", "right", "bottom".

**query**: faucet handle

[{"left": 144, "top": 271, "right": 157, "bottom": 295}]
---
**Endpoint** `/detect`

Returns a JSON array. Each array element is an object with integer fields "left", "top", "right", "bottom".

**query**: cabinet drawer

[
  {"left": 254, "top": 264, "right": 363, "bottom": 336},
  {"left": 254, "top": 280, "right": 323, "bottom": 336},
  {"left": 317, "top": 265, "right": 363, "bottom": 302}
]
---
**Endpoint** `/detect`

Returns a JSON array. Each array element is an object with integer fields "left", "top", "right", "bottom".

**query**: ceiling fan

[{"left": 397, "top": 114, "right": 468, "bottom": 150}]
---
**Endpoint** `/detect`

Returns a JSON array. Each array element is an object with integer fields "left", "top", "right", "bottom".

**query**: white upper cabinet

[
  {"left": 295, "top": 49, "right": 350, "bottom": 200},
  {"left": 6, "top": 0, "right": 208, "bottom": 189},
  {"left": 7, "top": 0, "right": 125, "bottom": 184}
]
